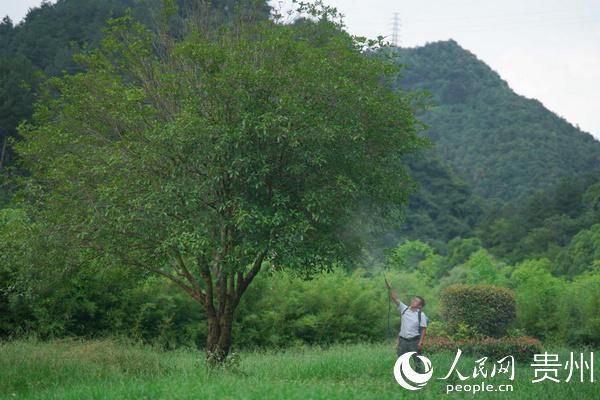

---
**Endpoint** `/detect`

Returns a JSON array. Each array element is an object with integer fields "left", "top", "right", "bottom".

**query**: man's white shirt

[{"left": 397, "top": 302, "right": 427, "bottom": 339}]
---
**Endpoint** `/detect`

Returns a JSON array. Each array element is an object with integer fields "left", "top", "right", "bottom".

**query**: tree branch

[
  {"left": 234, "top": 249, "right": 268, "bottom": 306},
  {"left": 111, "top": 247, "right": 198, "bottom": 300},
  {"left": 173, "top": 247, "right": 206, "bottom": 305},
  {"left": 199, "top": 260, "right": 216, "bottom": 318}
]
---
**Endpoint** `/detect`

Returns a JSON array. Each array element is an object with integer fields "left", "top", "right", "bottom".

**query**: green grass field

[{"left": 0, "top": 339, "right": 597, "bottom": 399}]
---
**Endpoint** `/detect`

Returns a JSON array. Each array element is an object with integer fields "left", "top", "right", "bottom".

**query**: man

[{"left": 385, "top": 280, "right": 428, "bottom": 373}]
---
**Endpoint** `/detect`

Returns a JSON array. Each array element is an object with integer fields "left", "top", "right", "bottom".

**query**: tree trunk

[
  {"left": 202, "top": 251, "right": 267, "bottom": 367},
  {"left": 206, "top": 307, "right": 235, "bottom": 365}
]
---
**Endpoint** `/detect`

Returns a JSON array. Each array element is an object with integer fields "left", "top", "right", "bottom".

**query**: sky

[{"left": 2, "top": 0, "right": 600, "bottom": 140}]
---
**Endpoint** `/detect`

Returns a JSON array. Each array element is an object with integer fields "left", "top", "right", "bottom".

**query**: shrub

[
  {"left": 463, "top": 336, "right": 543, "bottom": 361},
  {"left": 424, "top": 335, "right": 454, "bottom": 353},
  {"left": 510, "top": 259, "right": 565, "bottom": 341},
  {"left": 441, "top": 284, "right": 516, "bottom": 337},
  {"left": 560, "top": 267, "right": 600, "bottom": 345},
  {"left": 425, "top": 320, "right": 448, "bottom": 338},
  {"left": 450, "top": 322, "right": 483, "bottom": 340},
  {"left": 425, "top": 335, "right": 542, "bottom": 361},
  {"left": 233, "top": 267, "right": 388, "bottom": 348}
]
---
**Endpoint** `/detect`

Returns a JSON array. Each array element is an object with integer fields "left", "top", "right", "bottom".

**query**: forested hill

[{"left": 391, "top": 40, "right": 600, "bottom": 209}]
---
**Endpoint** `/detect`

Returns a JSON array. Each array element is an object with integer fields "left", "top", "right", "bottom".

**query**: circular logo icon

[{"left": 393, "top": 352, "right": 433, "bottom": 391}]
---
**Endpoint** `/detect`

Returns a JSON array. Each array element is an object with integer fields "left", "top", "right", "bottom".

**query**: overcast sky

[{"left": 3, "top": 0, "right": 600, "bottom": 140}]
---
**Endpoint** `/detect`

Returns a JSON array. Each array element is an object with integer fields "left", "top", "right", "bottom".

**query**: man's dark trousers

[{"left": 396, "top": 336, "right": 425, "bottom": 373}]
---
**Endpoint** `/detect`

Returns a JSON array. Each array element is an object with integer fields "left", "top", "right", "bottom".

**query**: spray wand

[{"left": 383, "top": 271, "right": 392, "bottom": 339}]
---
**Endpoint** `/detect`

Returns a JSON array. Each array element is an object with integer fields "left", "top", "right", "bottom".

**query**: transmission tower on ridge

[{"left": 391, "top": 12, "right": 401, "bottom": 47}]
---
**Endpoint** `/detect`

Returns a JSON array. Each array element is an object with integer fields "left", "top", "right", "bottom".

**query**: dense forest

[{"left": 1, "top": 0, "right": 599, "bottom": 355}]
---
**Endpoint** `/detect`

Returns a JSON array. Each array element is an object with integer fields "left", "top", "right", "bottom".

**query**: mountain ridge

[{"left": 391, "top": 39, "right": 600, "bottom": 209}]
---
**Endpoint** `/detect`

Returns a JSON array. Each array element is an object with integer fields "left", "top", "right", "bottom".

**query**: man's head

[{"left": 410, "top": 296, "right": 425, "bottom": 309}]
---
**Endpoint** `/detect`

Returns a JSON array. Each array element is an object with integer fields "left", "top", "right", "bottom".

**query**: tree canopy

[{"left": 13, "top": 3, "right": 428, "bottom": 362}]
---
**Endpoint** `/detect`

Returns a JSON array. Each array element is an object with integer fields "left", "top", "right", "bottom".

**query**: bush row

[{"left": 425, "top": 335, "right": 543, "bottom": 361}]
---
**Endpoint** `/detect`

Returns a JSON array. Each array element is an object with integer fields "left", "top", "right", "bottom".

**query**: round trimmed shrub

[{"left": 441, "top": 284, "right": 516, "bottom": 338}]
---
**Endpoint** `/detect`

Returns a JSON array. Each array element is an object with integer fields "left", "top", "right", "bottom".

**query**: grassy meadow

[{"left": 1, "top": 339, "right": 597, "bottom": 399}]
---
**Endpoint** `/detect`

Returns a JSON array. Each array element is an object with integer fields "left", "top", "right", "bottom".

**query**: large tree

[{"left": 14, "top": 2, "right": 428, "bottom": 363}]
